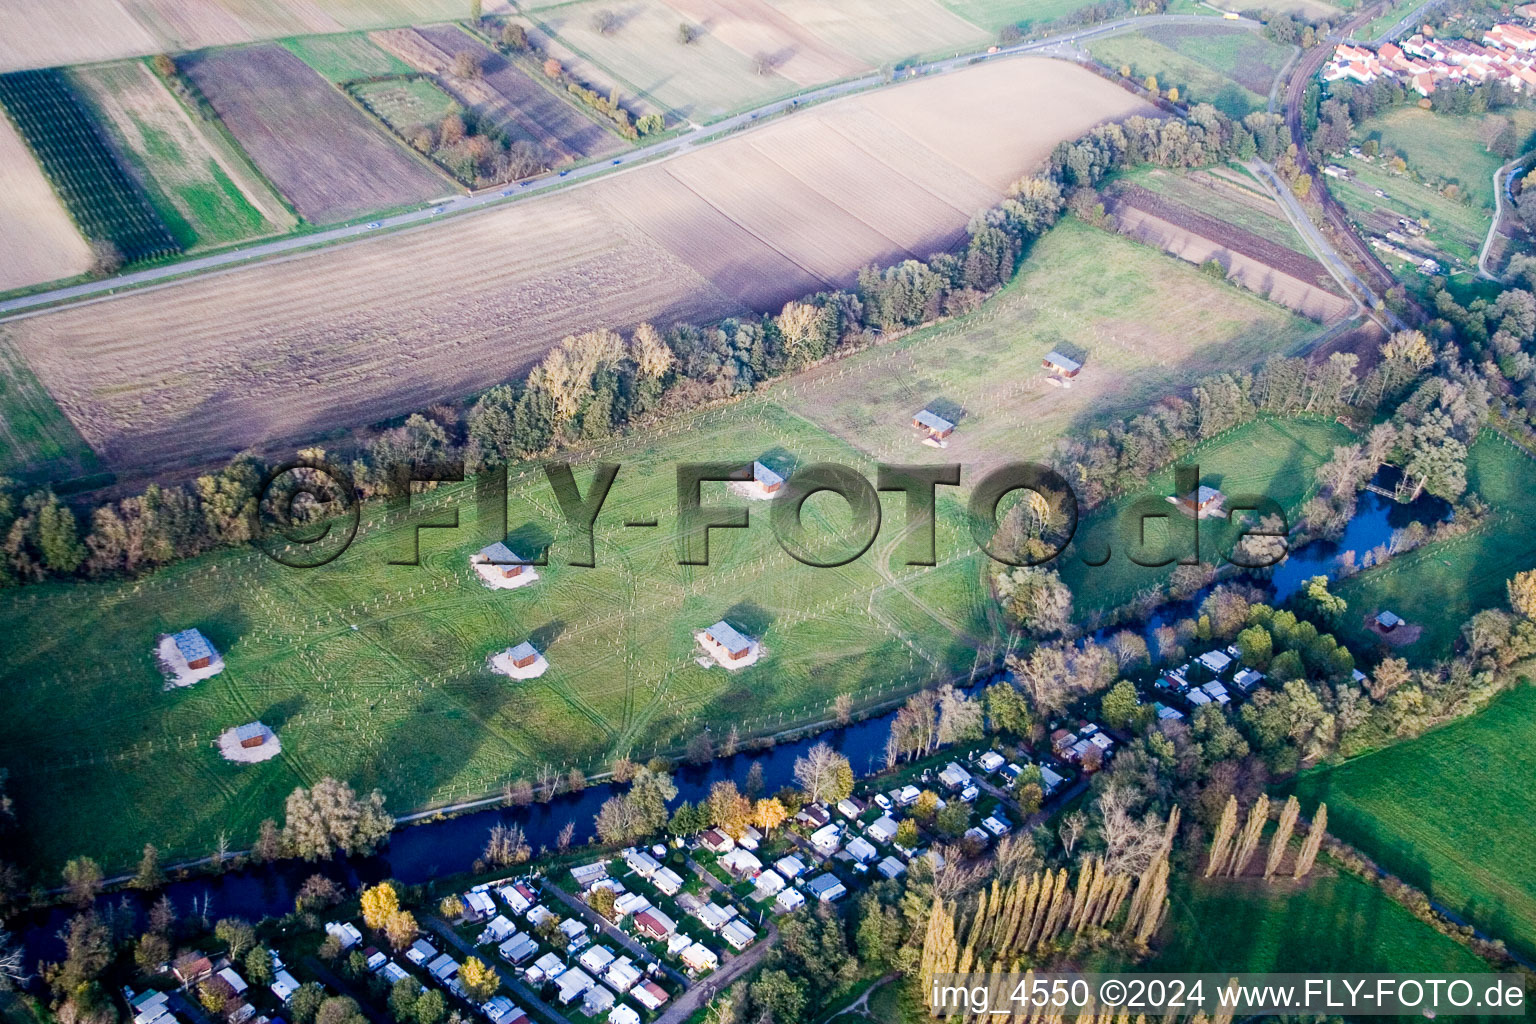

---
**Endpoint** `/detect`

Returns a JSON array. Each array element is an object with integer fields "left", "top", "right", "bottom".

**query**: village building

[
  {"left": 406, "top": 940, "right": 438, "bottom": 966},
  {"left": 699, "top": 827, "right": 735, "bottom": 854},
  {"left": 498, "top": 933, "right": 538, "bottom": 965},
  {"left": 737, "top": 825, "right": 764, "bottom": 850},
  {"left": 775, "top": 853, "right": 807, "bottom": 878},
  {"left": 810, "top": 823, "right": 843, "bottom": 855},
  {"left": 610, "top": 1006, "right": 641, "bottom": 1024},
  {"left": 634, "top": 908, "right": 677, "bottom": 940},
  {"left": 270, "top": 971, "right": 300, "bottom": 1003},
  {"left": 613, "top": 892, "right": 652, "bottom": 918},
  {"left": 632, "top": 981, "right": 670, "bottom": 1011},
  {"left": 982, "top": 815, "right": 1011, "bottom": 836},
  {"left": 526, "top": 904, "right": 556, "bottom": 928},
  {"left": 751, "top": 869, "right": 786, "bottom": 898},
  {"left": 470, "top": 541, "right": 540, "bottom": 590},
  {"left": 1376, "top": 610, "right": 1404, "bottom": 632},
  {"left": 1040, "top": 765, "right": 1067, "bottom": 793},
  {"left": 1171, "top": 484, "right": 1225, "bottom": 519},
  {"left": 624, "top": 847, "right": 661, "bottom": 877},
  {"left": 721, "top": 848, "right": 763, "bottom": 879},
  {"left": 480, "top": 997, "right": 527, "bottom": 1024},
  {"left": 478, "top": 914, "right": 515, "bottom": 945},
  {"left": 836, "top": 796, "right": 865, "bottom": 820},
  {"left": 977, "top": 750, "right": 1006, "bottom": 773},
  {"left": 1197, "top": 649, "right": 1232, "bottom": 675},
  {"left": 217, "top": 720, "right": 281, "bottom": 764},
  {"left": 775, "top": 887, "right": 807, "bottom": 913},
  {"left": 696, "top": 620, "right": 762, "bottom": 670},
  {"left": 555, "top": 967, "right": 595, "bottom": 1006},
  {"left": 363, "top": 949, "right": 387, "bottom": 973},
  {"left": 867, "top": 815, "right": 899, "bottom": 844},
  {"left": 876, "top": 855, "right": 906, "bottom": 880},
  {"left": 380, "top": 961, "right": 411, "bottom": 985},
  {"left": 894, "top": 785, "right": 921, "bottom": 806},
  {"left": 795, "top": 803, "right": 831, "bottom": 828},
  {"left": 722, "top": 919, "right": 757, "bottom": 951},
  {"left": 130, "top": 990, "right": 174, "bottom": 1024},
  {"left": 325, "top": 922, "right": 363, "bottom": 951},
  {"left": 652, "top": 866, "right": 685, "bottom": 896},
  {"left": 806, "top": 873, "right": 847, "bottom": 902},
  {"left": 583, "top": 985, "right": 617, "bottom": 1016},
  {"left": 579, "top": 945, "right": 616, "bottom": 976},
  {"left": 497, "top": 882, "right": 535, "bottom": 914},
  {"left": 1232, "top": 667, "right": 1265, "bottom": 693},
  {"left": 604, "top": 957, "right": 642, "bottom": 993},
  {"left": 680, "top": 942, "right": 719, "bottom": 974},
  {"left": 1321, "top": 23, "right": 1536, "bottom": 97},
  {"left": 938, "top": 762, "right": 972, "bottom": 790},
  {"left": 845, "top": 836, "right": 878, "bottom": 863},
  {"left": 1201, "top": 680, "right": 1232, "bottom": 705},
  {"left": 463, "top": 889, "right": 496, "bottom": 920},
  {"left": 528, "top": 952, "right": 566, "bottom": 986},
  {"left": 913, "top": 409, "right": 955, "bottom": 445},
  {"left": 558, "top": 917, "right": 590, "bottom": 953},
  {"left": 158, "top": 628, "right": 225, "bottom": 688},
  {"left": 697, "top": 901, "right": 736, "bottom": 932},
  {"left": 666, "top": 933, "right": 695, "bottom": 958},
  {"left": 427, "top": 954, "right": 460, "bottom": 986},
  {"left": 570, "top": 861, "right": 609, "bottom": 889},
  {"left": 490, "top": 640, "right": 548, "bottom": 680}
]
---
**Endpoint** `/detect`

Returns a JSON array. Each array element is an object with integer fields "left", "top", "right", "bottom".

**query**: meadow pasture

[
  {"left": 181, "top": 44, "right": 449, "bottom": 223},
  {"left": 1355, "top": 107, "right": 1536, "bottom": 212},
  {"left": 1148, "top": 870, "right": 1496, "bottom": 975},
  {"left": 0, "top": 206, "right": 1323, "bottom": 873},
  {"left": 1087, "top": 23, "right": 1293, "bottom": 115},
  {"left": 0, "top": 111, "right": 91, "bottom": 292},
  {"left": 1333, "top": 432, "right": 1536, "bottom": 660},
  {"left": 281, "top": 32, "right": 414, "bottom": 82},
  {"left": 1293, "top": 684, "right": 1536, "bottom": 960},
  {"left": 4, "top": 57, "right": 1150, "bottom": 474},
  {"left": 72, "top": 60, "right": 295, "bottom": 250}
]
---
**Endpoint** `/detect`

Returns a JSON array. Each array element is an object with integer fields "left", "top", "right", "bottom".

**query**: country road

[
  {"left": 0, "top": 12, "right": 1256, "bottom": 322},
  {"left": 1479, "top": 154, "right": 1527, "bottom": 281}
]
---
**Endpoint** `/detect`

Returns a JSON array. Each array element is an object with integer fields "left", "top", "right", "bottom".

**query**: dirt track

[{"left": 6, "top": 58, "right": 1153, "bottom": 476}]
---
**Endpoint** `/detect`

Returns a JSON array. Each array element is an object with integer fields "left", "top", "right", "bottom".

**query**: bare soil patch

[
  {"left": 182, "top": 44, "right": 448, "bottom": 223},
  {"left": 1108, "top": 184, "right": 1352, "bottom": 322},
  {"left": 0, "top": 114, "right": 91, "bottom": 291}
]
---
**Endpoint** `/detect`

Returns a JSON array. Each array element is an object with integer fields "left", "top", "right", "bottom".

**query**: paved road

[
  {"left": 1365, "top": 0, "right": 1451, "bottom": 45},
  {"left": 1280, "top": 1, "right": 1417, "bottom": 311},
  {"left": 1479, "top": 155, "right": 1527, "bottom": 280},
  {"left": 0, "top": 13, "right": 1257, "bottom": 322}
]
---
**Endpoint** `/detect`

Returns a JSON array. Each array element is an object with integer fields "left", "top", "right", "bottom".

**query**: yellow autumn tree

[
  {"left": 458, "top": 957, "right": 498, "bottom": 1002},
  {"left": 360, "top": 882, "right": 399, "bottom": 930}
]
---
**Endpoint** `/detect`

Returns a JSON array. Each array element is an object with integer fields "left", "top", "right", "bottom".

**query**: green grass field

[
  {"left": 1334, "top": 432, "right": 1536, "bottom": 660},
  {"left": 1332, "top": 154, "right": 1492, "bottom": 270},
  {"left": 71, "top": 61, "right": 293, "bottom": 250},
  {"left": 1087, "top": 24, "right": 1292, "bottom": 115},
  {"left": 1354, "top": 107, "right": 1536, "bottom": 211},
  {"left": 281, "top": 32, "right": 414, "bottom": 83},
  {"left": 0, "top": 218, "right": 1319, "bottom": 874},
  {"left": 1294, "top": 683, "right": 1536, "bottom": 960},
  {"left": 351, "top": 78, "right": 462, "bottom": 133},
  {"left": 1149, "top": 869, "right": 1497, "bottom": 975},
  {"left": 0, "top": 337, "right": 101, "bottom": 482},
  {"left": 1059, "top": 416, "right": 1351, "bottom": 615}
]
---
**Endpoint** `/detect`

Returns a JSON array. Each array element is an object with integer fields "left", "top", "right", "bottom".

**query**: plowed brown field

[{"left": 6, "top": 57, "right": 1153, "bottom": 474}]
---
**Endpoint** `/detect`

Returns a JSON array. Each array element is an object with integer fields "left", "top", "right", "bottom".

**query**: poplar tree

[
  {"left": 1205, "top": 795, "right": 1238, "bottom": 877},
  {"left": 1293, "top": 803, "right": 1327, "bottom": 879},
  {"left": 1229, "top": 795, "right": 1269, "bottom": 877},
  {"left": 1264, "top": 796, "right": 1300, "bottom": 881}
]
